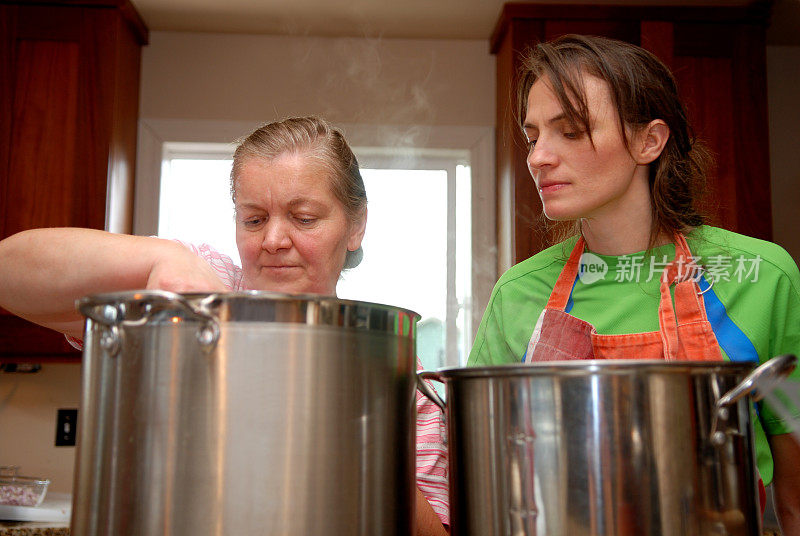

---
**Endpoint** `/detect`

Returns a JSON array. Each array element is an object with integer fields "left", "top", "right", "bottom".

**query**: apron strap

[
  {"left": 658, "top": 277, "right": 680, "bottom": 360},
  {"left": 544, "top": 237, "right": 585, "bottom": 311},
  {"left": 670, "top": 233, "right": 710, "bottom": 325},
  {"left": 658, "top": 233, "right": 718, "bottom": 360},
  {"left": 660, "top": 233, "right": 700, "bottom": 285},
  {"left": 657, "top": 233, "right": 689, "bottom": 359}
]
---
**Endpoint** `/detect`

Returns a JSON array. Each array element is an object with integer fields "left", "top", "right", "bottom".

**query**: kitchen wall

[
  {"left": 0, "top": 365, "right": 81, "bottom": 493},
  {"left": 139, "top": 32, "right": 495, "bottom": 127},
  {"left": 1, "top": 31, "right": 798, "bottom": 495}
]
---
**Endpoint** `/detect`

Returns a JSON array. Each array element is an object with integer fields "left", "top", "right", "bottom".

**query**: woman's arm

[
  {"left": 416, "top": 487, "right": 448, "bottom": 535},
  {"left": 0, "top": 228, "right": 227, "bottom": 338},
  {"left": 769, "top": 432, "right": 800, "bottom": 534}
]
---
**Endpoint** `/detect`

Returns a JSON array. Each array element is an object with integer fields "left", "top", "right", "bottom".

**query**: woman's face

[
  {"left": 523, "top": 74, "right": 649, "bottom": 223},
  {"left": 234, "top": 153, "right": 365, "bottom": 295}
]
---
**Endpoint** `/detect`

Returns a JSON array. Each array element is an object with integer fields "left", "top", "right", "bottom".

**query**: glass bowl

[{"left": 0, "top": 474, "right": 51, "bottom": 507}]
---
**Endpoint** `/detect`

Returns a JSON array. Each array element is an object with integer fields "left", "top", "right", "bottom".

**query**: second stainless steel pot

[{"left": 419, "top": 356, "right": 796, "bottom": 536}]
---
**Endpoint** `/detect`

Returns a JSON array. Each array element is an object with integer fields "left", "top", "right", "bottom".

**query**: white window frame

[{"left": 134, "top": 118, "right": 496, "bottom": 353}]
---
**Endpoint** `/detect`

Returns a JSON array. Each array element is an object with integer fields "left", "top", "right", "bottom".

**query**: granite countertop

[{"left": 0, "top": 522, "right": 69, "bottom": 535}]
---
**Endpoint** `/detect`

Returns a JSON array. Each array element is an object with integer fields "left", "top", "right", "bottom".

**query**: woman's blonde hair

[{"left": 231, "top": 116, "right": 367, "bottom": 268}]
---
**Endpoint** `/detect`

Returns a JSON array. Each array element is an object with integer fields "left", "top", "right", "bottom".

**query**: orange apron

[
  {"left": 523, "top": 232, "right": 767, "bottom": 515},
  {"left": 524, "top": 233, "right": 722, "bottom": 363}
]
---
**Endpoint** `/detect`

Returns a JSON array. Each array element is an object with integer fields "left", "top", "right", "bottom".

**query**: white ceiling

[{"left": 129, "top": 0, "right": 800, "bottom": 45}]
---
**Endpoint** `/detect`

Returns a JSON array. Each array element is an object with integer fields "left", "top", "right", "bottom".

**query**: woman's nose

[
  {"left": 527, "top": 139, "right": 556, "bottom": 172},
  {"left": 261, "top": 220, "right": 292, "bottom": 253}
]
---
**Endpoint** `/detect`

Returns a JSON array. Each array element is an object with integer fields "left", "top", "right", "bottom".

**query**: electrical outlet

[{"left": 55, "top": 408, "right": 78, "bottom": 447}]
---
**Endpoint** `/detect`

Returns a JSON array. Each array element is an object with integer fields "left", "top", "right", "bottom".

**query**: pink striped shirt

[{"left": 72, "top": 242, "right": 449, "bottom": 525}]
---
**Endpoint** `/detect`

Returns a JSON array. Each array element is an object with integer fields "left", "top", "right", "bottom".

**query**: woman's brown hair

[
  {"left": 518, "top": 34, "right": 711, "bottom": 248},
  {"left": 230, "top": 116, "right": 367, "bottom": 269}
]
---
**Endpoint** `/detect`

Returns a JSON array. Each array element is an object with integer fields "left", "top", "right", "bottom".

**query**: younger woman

[{"left": 469, "top": 35, "right": 800, "bottom": 532}]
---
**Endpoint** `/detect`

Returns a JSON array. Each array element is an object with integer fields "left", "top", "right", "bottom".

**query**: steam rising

[{"left": 305, "top": 37, "right": 438, "bottom": 148}]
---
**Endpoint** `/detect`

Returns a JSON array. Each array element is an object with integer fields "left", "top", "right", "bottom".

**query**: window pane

[
  {"left": 336, "top": 169, "right": 448, "bottom": 370},
  {"left": 158, "top": 158, "right": 239, "bottom": 264}
]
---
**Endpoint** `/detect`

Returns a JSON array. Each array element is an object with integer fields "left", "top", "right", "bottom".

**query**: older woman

[{"left": 0, "top": 116, "right": 449, "bottom": 535}]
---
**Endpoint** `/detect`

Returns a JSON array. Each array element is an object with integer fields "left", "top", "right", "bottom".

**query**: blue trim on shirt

[
  {"left": 565, "top": 274, "right": 579, "bottom": 314},
  {"left": 697, "top": 275, "right": 763, "bottom": 419},
  {"left": 697, "top": 275, "right": 759, "bottom": 364}
]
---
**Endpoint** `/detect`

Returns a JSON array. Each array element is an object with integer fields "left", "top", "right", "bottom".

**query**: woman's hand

[{"left": 145, "top": 241, "right": 228, "bottom": 293}]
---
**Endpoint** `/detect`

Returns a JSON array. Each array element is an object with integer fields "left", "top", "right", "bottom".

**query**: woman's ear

[
  {"left": 635, "top": 119, "right": 670, "bottom": 165},
  {"left": 347, "top": 207, "right": 367, "bottom": 251}
]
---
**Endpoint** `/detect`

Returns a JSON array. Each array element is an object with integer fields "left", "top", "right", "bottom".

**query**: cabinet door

[
  {"left": 0, "top": 3, "right": 146, "bottom": 361},
  {"left": 491, "top": 4, "right": 771, "bottom": 267},
  {"left": 0, "top": 4, "right": 141, "bottom": 236},
  {"left": 667, "top": 20, "right": 771, "bottom": 242}
]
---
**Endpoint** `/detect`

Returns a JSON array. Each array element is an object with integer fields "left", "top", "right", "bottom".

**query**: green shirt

[{"left": 468, "top": 226, "right": 800, "bottom": 484}]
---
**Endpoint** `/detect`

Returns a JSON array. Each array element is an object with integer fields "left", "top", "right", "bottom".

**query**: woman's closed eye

[
  {"left": 242, "top": 216, "right": 266, "bottom": 228},
  {"left": 294, "top": 214, "right": 318, "bottom": 225},
  {"left": 562, "top": 129, "right": 586, "bottom": 140}
]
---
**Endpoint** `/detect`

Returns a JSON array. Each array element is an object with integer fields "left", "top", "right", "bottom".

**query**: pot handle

[
  {"left": 417, "top": 371, "right": 446, "bottom": 411},
  {"left": 77, "top": 290, "right": 221, "bottom": 353},
  {"left": 717, "top": 354, "right": 797, "bottom": 407},
  {"left": 710, "top": 354, "right": 797, "bottom": 446}
]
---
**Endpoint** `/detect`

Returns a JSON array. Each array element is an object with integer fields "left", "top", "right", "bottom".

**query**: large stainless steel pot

[
  {"left": 418, "top": 356, "right": 797, "bottom": 536},
  {"left": 72, "top": 291, "right": 420, "bottom": 536}
]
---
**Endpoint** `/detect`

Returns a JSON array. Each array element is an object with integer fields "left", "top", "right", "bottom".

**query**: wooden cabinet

[
  {"left": 0, "top": 0, "right": 148, "bottom": 361},
  {"left": 491, "top": 3, "right": 772, "bottom": 270}
]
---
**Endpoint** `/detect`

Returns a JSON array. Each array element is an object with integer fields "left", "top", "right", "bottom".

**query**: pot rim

[
  {"left": 430, "top": 359, "right": 758, "bottom": 379},
  {"left": 78, "top": 290, "right": 419, "bottom": 317},
  {"left": 77, "top": 290, "right": 421, "bottom": 335}
]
